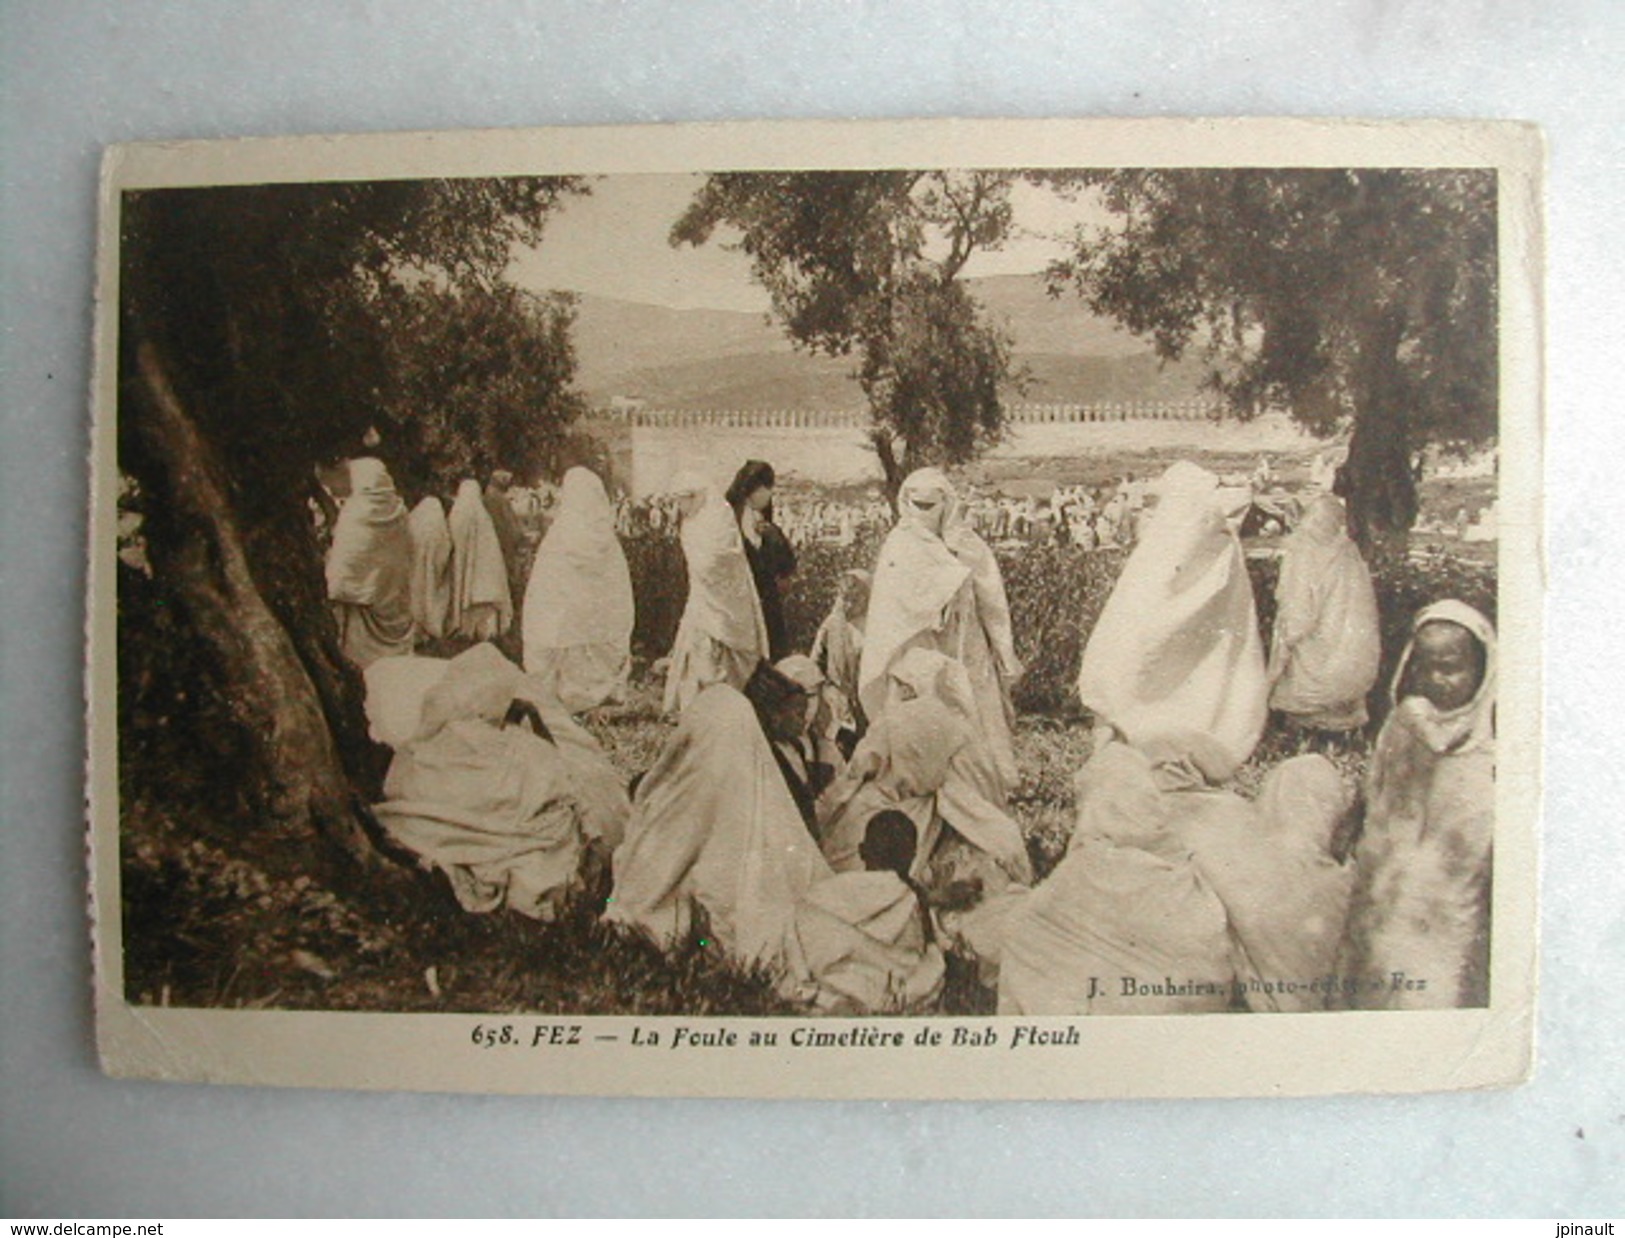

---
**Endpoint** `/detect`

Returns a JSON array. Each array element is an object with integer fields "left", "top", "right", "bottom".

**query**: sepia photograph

[{"left": 89, "top": 119, "right": 1542, "bottom": 1099}]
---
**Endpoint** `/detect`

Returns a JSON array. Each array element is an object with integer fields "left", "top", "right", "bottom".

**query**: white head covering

[
  {"left": 887, "top": 647, "right": 982, "bottom": 735},
  {"left": 1387, "top": 599, "right": 1497, "bottom": 757},
  {"left": 1076, "top": 460, "right": 1267, "bottom": 770},
  {"left": 897, "top": 467, "right": 958, "bottom": 537},
  {"left": 675, "top": 481, "right": 768, "bottom": 654},
  {"left": 522, "top": 467, "right": 634, "bottom": 661},
  {"left": 775, "top": 654, "right": 825, "bottom": 693},
  {"left": 447, "top": 477, "right": 513, "bottom": 636},
  {"left": 414, "top": 641, "right": 520, "bottom": 741},
  {"left": 859, "top": 469, "right": 972, "bottom": 721},
  {"left": 605, "top": 684, "right": 830, "bottom": 975}
]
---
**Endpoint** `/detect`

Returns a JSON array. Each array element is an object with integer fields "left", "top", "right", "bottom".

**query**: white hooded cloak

[
  {"left": 326, "top": 457, "right": 416, "bottom": 667},
  {"left": 1268, "top": 492, "right": 1381, "bottom": 730},
  {"left": 1339, "top": 600, "right": 1497, "bottom": 1009},
  {"left": 522, "top": 467, "right": 634, "bottom": 711},
  {"left": 996, "top": 742, "right": 1234, "bottom": 1016},
  {"left": 662, "top": 474, "right": 768, "bottom": 716},
  {"left": 447, "top": 477, "right": 514, "bottom": 641},
  {"left": 861, "top": 468, "right": 1022, "bottom": 790},
  {"left": 1076, "top": 461, "right": 1267, "bottom": 771},
  {"left": 604, "top": 684, "right": 829, "bottom": 987}
]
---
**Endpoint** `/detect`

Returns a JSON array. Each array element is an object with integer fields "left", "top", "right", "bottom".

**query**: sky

[{"left": 507, "top": 173, "right": 1113, "bottom": 312}]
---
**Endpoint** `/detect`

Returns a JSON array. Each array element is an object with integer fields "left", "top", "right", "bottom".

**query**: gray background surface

[{"left": 2, "top": 0, "right": 1621, "bottom": 1217}]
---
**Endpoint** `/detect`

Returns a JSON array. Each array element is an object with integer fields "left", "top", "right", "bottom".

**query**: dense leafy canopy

[
  {"left": 1042, "top": 168, "right": 1497, "bottom": 538},
  {"left": 672, "top": 171, "right": 1020, "bottom": 496},
  {"left": 121, "top": 177, "right": 589, "bottom": 519},
  {"left": 370, "top": 281, "right": 588, "bottom": 501},
  {"left": 117, "top": 177, "right": 589, "bottom": 841}
]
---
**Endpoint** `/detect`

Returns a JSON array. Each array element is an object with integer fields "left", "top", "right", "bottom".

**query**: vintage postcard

[{"left": 89, "top": 118, "right": 1543, "bottom": 1099}]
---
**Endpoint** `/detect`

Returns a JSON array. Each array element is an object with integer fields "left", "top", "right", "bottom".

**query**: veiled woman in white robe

[
  {"left": 447, "top": 478, "right": 514, "bottom": 641},
  {"left": 790, "top": 869, "right": 946, "bottom": 1014},
  {"left": 1076, "top": 460, "right": 1267, "bottom": 772},
  {"left": 1339, "top": 601, "right": 1497, "bottom": 1009},
  {"left": 326, "top": 457, "right": 416, "bottom": 668},
  {"left": 1182, "top": 753, "right": 1356, "bottom": 1011},
  {"left": 605, "top": 684, "right": 830, "bottom": 988},
  {"left": 861, "top": 468, "right": 1023, "bottom": 791},
  {"left": 407, "top": 495, "right": 453, "bottom": 641},
  {"left": 996, "top": 742, "right": 1234, "bottom": 1016},
  {"left": 372, "top": 643, "right": 628, "bottom": 920},
  {"left": 1268, "top": 492, "right": 1381, "bottom": 731},
  {"left": 818, "top": 648, "right": 1032, "bottom": 898},
  {"left": 662, "top": 474, "right": 768, "bottom": 717},
  {"left": 522, "top": 467, "right": 634, "bottom": 712}
]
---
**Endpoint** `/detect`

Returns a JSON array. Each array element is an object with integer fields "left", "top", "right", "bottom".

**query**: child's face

[
  {"left": 842, "top": 582, "right": 870, "bottom": 621},
  {"left": 1403, "top": 620, "right": 1485, "bottom": 712}
]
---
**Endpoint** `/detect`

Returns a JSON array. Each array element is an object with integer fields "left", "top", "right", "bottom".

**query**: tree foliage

[
  {"left": 671, "top": 171, "right": 1021, "bottom": 499},
  {"left": 1043, "top": 168, "right": 1497, "bottom": 540},
  {"left": 117, "top": 176, "right": 587, "bottom": 860},
  {"left": 121, "top": 178, "right": 588, "bottom": 515},
  {"left": 369, "top": 280, "right": 588, "bottom": 501}
]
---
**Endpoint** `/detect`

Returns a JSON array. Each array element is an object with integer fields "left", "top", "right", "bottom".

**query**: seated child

[
  {"left": 810, "top": 569, "right": 870, "bottom": 744},
  {"left": 1339, "top": 601, "right": 1496, "bottom": 1009},
  {"left": 790, "top": 810, "right": 946, "bottom": 1015}
]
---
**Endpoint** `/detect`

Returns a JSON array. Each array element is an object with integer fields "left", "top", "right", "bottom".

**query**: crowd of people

[{"left": 320, "top": 447, "right": 1496, "bottom": 1019}]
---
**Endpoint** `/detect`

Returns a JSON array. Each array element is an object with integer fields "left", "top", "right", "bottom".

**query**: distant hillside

[
  {"left": 571, "top": 272, "right": 1204, "bottom": 409},
  {"left": 607, "top": 352, "right": 864, "bottom": 410},
  {"left": 969, "top": 271, "right": 1153, "bottom": 359},
  {"left": 1016, "top": 352, "right": 1209, "bottom": 405},
  {"left": 570, "top": 296, "right": 789, "bottom": 398}
]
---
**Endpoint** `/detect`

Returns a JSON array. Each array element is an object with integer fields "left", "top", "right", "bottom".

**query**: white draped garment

[
  {"left": 372, "top": 644, "right": 622, "bottom": 919},
  {"left": 407, "top": 495, "right": 453, "bottom": 641},
  {"left": 326, "top": 457, "right": 416, "bottom": 667},
  {"left": 860, "top": 468, "right": 1022, "bottom": 790},
  {"left": 818, "top": 648, "right": 1032, "bottom": 893},
  {"left": 604, "top": 684, "right": 829, "bottom": 987},
  {"left": 662, "top": 479, "right": 768, "bottom": 716},
  {"left": 1268, "top": 492, "right": 1381, "bottom": 730},
  {"left": 790, "top": 871, "right": 946, "bottom": 1014},
  {"left": 522, "top": 467, "right": 634, "bottom": 711},
  {"left": 1181, "top": 754, "right": 1357, "bottom": 1011},
  {"left": 447, "top": 478, "right": 513, "bottom": 641},
  {"left": 1339, "top": 601, "right": 1497, "bottom": 1009},
  {"left": 996, "top": 743, "right": 1234, "bottom": 1016},
  {"left": 1076, "top": 461, "right": 1267, "bottom": 773}
]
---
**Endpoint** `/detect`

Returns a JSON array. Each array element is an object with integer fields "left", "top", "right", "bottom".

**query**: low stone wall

[{"left": 618, "top": 411, "right": 1328, "bottom": 496}]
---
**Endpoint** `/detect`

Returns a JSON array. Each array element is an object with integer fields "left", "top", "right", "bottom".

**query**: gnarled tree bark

[{"left": 129, "top": 340, "right": 378, "bottom": 870}]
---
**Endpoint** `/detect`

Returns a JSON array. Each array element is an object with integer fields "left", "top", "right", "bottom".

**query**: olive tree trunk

[{"left": 129, "top": 341, "right": 378, "bottom": 869}]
